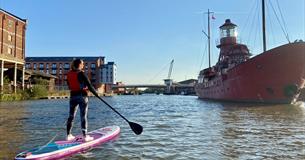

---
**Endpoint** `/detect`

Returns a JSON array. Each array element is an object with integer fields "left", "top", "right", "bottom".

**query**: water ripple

[{"left": 0, "top": 96, "right": 305, "bottom": 159}]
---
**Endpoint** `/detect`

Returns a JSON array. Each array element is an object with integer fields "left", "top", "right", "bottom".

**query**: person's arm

[{"left": 79, "top": 72, "right": 99, "bottom": 97}]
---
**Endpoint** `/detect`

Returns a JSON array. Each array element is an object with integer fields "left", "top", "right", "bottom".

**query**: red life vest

[{"left": 67, "top": 70, "right": 88, "bottom": 93}]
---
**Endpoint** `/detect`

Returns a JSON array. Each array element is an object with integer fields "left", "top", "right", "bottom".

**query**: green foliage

[
  {"left": 33, "top": 78, "right": 49, "bottom": 85},
  {"left": 29, "top": 85, "right": 48, "bottom": 98},
  {"left": 0, "top": 77, "right": 69, "bottom": 101},
  {"left": 0, "top": 88, "right": 35, "bottom": 101},
  {"left": 0, "top": 94, "right": 17, "bottom": 101},
  {"left": 143, "top": 88, "right": 164, "bottom": 94},
  {"left": 26, "top": 77, "right": 50, "bottom": 98},
  {"left": 19, "top": 89, "right": 31, "bottom": 100},
  {"left": 3, "top": 76, "right": 10, "bottom": 84},
  {"left": 49, "top": 90, "right": 69, "bottom": 96},
  {"left": 2, "top": 76, "right": 12, "bottom": 94}
]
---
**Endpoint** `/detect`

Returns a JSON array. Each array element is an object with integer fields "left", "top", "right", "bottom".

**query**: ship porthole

[
  {"left": 256, "top": 64, "right": 262, "bottom": 69},
  {"left": 266, "top": 87, "right": 274, "bottom": 95}
]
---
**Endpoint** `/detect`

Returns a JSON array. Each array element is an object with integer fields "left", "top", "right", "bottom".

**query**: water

[{"left": 0, "top": 95, "right": 305, "bottom": 159}]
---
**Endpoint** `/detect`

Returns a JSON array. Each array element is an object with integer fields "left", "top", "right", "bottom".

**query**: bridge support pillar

[{"left": 164, "top": 79, "right": 173, "bottom": 94}]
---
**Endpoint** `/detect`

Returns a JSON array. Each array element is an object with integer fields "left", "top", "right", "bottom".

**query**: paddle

[{"left": 96, "top": 96, "right": 143, "bottom": 135}]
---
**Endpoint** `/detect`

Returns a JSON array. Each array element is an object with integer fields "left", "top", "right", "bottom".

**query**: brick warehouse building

[
  {"left": 25, "top": 57, "right": 105, "bottom": 91},
  {"left": 0, "top": 9, "right": 27, "bottom": 92}
]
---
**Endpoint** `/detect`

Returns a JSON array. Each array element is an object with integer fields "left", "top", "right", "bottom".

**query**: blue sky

[{"left": 1, "top": 0, "right": 304, "bottom": 84}]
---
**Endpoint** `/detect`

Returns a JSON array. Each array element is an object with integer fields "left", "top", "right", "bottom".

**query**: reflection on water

[
  {"left": 0, "top": 96, "right": 305, "bottom": 159},
  {"left": 219, "top": 102, "right": 305, "bottom": 159},
  {"left": 0, "top": 102, "right": 28, "bottom": 159}
]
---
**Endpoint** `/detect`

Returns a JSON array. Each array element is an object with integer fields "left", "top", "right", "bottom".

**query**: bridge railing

[{"left": 112, "top": 83, "right": 194, "bottom": 88}]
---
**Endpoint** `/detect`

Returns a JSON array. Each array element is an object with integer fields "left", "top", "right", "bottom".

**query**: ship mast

[
  {"left": 207, "top": 9, "right": 211, "bottom": 68},
  {"left": 202, "top": 9, "right": 213, "bottom": 68},
  {"left": 262, "top": 0, "right": 267, "bottom": 52}
]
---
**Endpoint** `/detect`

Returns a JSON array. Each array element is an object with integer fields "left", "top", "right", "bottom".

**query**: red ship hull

[{"left": 195, "top": 42, "right": 305, "bottom": 104}]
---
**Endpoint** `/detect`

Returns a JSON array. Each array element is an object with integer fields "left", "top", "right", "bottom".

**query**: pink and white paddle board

[{"left": 15, "top": 126, "right": 120, "bottom": 160}]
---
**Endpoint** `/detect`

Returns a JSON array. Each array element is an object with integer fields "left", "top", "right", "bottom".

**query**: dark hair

[{"left": 71, "top": 59, "right": 83, "bottom": 70}]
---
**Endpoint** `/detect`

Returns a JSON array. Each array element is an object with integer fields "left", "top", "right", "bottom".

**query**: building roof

[
  {"left": 178, "top": 79, "right": 198, "bottom": 84},
  {"left": 26, "top": 56, "right": 105, "bottom": 62},
  {"left": 219, "top": 19, "right": 237, "bottom": 29},
  {"left": 5, "top": 68, "right": 57, "bottom": 79},
  {"left": 0, "top": 8, "right": 27, "bottom": 23},
  {"left": 102, "top": 62, "right": 116, "bottom": 68},
  {"left": 25, "top": 69, "right": 57, "bottom": 79}
]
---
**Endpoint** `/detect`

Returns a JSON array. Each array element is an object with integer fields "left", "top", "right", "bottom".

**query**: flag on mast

[{"left": 211, "top": 14, "right": 216, "bottom": 20}]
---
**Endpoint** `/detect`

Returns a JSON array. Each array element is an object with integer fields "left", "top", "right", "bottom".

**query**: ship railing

[{"left": 215, "top": 37, "right": 243, "bottom": 46}]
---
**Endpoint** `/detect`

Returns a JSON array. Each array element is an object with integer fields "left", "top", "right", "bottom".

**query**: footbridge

[
  {"left": 112, "top": 84, "right": 166, "bottom": 89},
  {"left": 112, "top": 83, "right": 195, "bottom": 95}
]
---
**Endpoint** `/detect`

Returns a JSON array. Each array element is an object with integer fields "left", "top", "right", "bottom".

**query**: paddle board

[{"left": 15, "top": 126, "right": 120, "bottom": 160}]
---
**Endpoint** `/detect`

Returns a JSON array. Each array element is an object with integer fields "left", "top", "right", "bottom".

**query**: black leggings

[{"left": 66, "top": 96, "right": 89, "bottom": 136}]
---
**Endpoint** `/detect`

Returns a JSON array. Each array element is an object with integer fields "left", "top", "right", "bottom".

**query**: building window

[
  {"left": 46, "top": 69, "right": 49, "bottom": 74},
  {"left": 8, "top": 47, "right": 12, "bottom": 54},
  {"left": 91, "top": 64, "right": 96, "bottom": 71},
  {"left": 64, "top": 63, "right": 70, "bottom": 69},
  {"left": 8, "top": 20, "right": 13, "bottom": 28},
  {"left": 91, "top": 63, "right": 96, "bottom": 68},
  {"left": 39, "top": 63, "right": 44, "bottom": 69},
  {"left": 25, "top": 63, "right": 30, "bottom": 69},
  {"left": 59, "top": 69, "right": 62, "bottom": 74},
  {"left": 52, "top": 63, "right": 56, "bottom": 68},
  {"left": 59, "top": 63, "right": 62, "bottom": 69},
  {"left": 33, "top": 63, "right": 37, "bottom": 70},
  {"left": 8, "top": 35, "right": 12, "bottom": 41},
  {"left": 46, "top": 63, "right": 49, "bottom": 69},
  {"left": 52, "top": 70, "right": 56, "bottom": 74}
]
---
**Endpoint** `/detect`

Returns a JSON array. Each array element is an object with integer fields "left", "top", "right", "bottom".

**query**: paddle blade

[{"left": 129, "top": 122, "right": 143, "bottom": 135}]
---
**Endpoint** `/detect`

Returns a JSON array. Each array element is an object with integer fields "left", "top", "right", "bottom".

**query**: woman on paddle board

[{"left": 66, "top": 59, "right": 99, "bottom": 142}]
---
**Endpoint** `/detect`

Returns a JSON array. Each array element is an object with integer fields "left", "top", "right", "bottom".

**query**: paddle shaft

[
  {"left": 95, "top": 95, "right": 143, "bottom": 135},
  {"left": 96, "top": 96, "right": 130, "bottom": 123}
]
